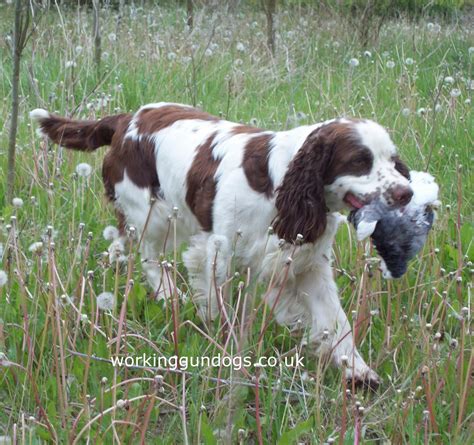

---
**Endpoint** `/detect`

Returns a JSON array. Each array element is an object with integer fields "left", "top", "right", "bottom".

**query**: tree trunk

[
  {"left": 92, "top": 0, "right": 101, "bottom": 77},
  {"left": 7, "top": 0, "right": 26, "bottom": 203},
  {"left": 187, "top": 0, "right": 193, "bottom": 30},
  {"left": 264, "top": 0, "right": 276, "bottom": 56}
]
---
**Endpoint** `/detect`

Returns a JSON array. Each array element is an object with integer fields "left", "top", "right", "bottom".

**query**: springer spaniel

[{"left": 30, "top": 103, "right": 413, "bottom": 387}]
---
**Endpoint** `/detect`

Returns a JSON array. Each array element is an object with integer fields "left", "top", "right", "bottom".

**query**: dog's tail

[{"left": 29, "top": 109, "right": 129, "bottom": 151}]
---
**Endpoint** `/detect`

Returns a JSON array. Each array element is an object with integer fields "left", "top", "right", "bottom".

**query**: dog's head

[{"left": 274, "top": 119, "right": 412, "bottom": 243}]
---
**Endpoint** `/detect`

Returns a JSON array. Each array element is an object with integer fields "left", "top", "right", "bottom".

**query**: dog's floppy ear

[{"left": 273, "top": 128, "right": 332, "bottom": 243}]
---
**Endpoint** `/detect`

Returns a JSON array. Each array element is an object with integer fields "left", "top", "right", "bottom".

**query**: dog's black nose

[{"left": 391, "top": 185, "right": 413, "bottom": 206}]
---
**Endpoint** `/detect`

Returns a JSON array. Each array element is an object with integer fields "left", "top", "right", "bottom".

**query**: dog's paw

[{"left": 345, "top": 366, "right": 381, "bottom": 391}]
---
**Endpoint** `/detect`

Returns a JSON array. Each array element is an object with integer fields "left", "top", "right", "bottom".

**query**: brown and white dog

[{"left": 31, "top": 102, "right": 413, "bottom": 387}]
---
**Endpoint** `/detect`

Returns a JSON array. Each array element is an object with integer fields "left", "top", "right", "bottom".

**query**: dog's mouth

[{"left": 343, "top": 192, "right": 366, "bottom": 210}]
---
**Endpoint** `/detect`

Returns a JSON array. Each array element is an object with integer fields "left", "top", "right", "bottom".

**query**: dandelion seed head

[
  {"left": 450, "top": 88, "right": 461, "bottom": 98},
  {"left": 236, "top": 42, "right": 246, "bottom": 52},
  {"left": 0, "top": 270, "right": 7, "bottom": 287},
  {"left": 386, "top": 60, "right": 395, "bottom": 69},
  {"left": 167, "top": 52, "right": 177, "bottom": 61},
  {"left": 405, "top": 57, "right": 414, "bottom": 65},
  {"left": 349, "top": 58, "right": 359, "bottom": 67},
  {"left": 12, "top": 197, "right": 23, "bottom": 208},
  {"left": 108, "top": 32, "right": 117, "bottom": 42},
  {"left": 444, "top": 76, "right": 454, "bottom": 84},
  {"left": 97, "top": 292, "right": 116, "bottom": 311},
  {"left": 417, "top": 107, "right": 427, "bottom": 116},
  {"left": 435, "top": 103, "right": 442, "bottom": 112},
  {"left": 29, "top": 242, "right": 44, "bottom": 253},
  {"left": 75, "top": 162, "right": 92, "bottom": 177},
  {"left": 103, "top": 225, "right": 119, "bottom": 241},
  {"left": 65, "top": 60, "right": 77, "bottom": 69},
  {"left": 75, "top": 45, "right": 83, "bottom": 55},
  {"left": 402, "top": 108, "right": 410, "bottom": 117},
  {"left": 363, "top": 50, "right": 372, "bottom": 58},
  {"left": 204, "top": 48, "right": 213, "bottom": 57},
  {"left": 469, "top": 47, "right": 474, "bottom": 56}
]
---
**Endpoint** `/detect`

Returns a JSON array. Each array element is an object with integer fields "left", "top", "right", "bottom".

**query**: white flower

[
  {"left": 363, "top": 50, "right": 372, "bottom": 58},
  {"left": 204, "top": 48, "right": 213, "bottom": 57},
  {"left": 108, "top": 239, "right": 127, "bottom": 263},
  {"left": 96, "top": 96, "right": 109, "bottom": 109},
  {"left": 386, "top": 60, "right": 395, "bottom": 69},
  {"left": 108, "top": 32, "right": 117, "bottom": 42},
  {"left": 0, "top": 270, "right": 7, "bottom": 287},
  {"left": 167, "top": 52, "right": 177, "bottom": 61},
  {"left": 97, "top": 292, "right": 116, "bottom": 311},
  {"left": 444, "top": 76, "right": 454, "bottom": 84},
  {"left": 405, "top": 58, "right": 414, "bottom": 65},
  {"left": 236, "top": 42, "right": 246, "bottom": 52},
  {"left": 103, "top": 225, "right": 119, "bottom": 241},
  {"left": 402, "top": 108, "right": 411, "bottom": 117},
  {"left": 75, "top": 162, "right": 92, "bottom": 177},
  {"left": 349, "top": 58, "right": 359, "bottom": 67},
  {"left": 29, "top": 242, "right": 44, "bottom": 253},
  {"left": 65, "top": 61, "right": 77, "bottom": 69},
  {"left": 12, "top": 197, "right": 23, "bottom": 207},
  {"left": 450, "top": 88, "right": 461, "bottom": 98},
  {"left": 417, "top": 107, "right": 427, "bottom": 116}
]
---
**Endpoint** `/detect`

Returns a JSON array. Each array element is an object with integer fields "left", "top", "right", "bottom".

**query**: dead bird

[{"left": 349, "top": 171, "right": 440, "bottom": 278}]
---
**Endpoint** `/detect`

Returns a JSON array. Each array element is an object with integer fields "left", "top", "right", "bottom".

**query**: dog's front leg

[{"left": 298, "top": 264, "right": 380, "bottom": 388}]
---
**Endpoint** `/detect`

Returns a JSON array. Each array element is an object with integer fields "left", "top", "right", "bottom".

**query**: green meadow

[{"left": 0, "top": 2, "right": 472, "bottom": 443}]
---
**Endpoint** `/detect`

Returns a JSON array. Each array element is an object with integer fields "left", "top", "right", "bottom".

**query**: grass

[{"left": 0, "top": 2, "right": 473, "bottom": 444}]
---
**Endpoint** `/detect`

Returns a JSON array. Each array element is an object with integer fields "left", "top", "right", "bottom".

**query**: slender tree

[
  {"left": 7, "top": 0, "right": 31, "bottom": 202},
  {"left": 92, "top": 0, "right": 101, "bottom": 77},
  {"left": 263, "top": 0, "right": 276, "bottom": 56},
  {"left": 187, "top": 0, "right": 193, "bottom": 30}
]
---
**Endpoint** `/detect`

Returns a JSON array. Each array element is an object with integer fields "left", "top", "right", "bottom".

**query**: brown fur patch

[
  {"left": 273, "top": 121, "right": 373, "bottom": 243},
  {"left": 242, "top": 134, "right": 274, "bottom": 197},
  {"left": 230, "top": 124, "right": 263, "bottom": 135},
  {"left": 102, "top": 115, "right": 160, "bottom": 202},
  {"left": 185, "top": 133, "right": 219, "bottom": 231},
  {"left": 136, "top": 105, "right": 219, "bottom": 135},
  {"left": 38, "top": 113, "right": 129, "bottom": 151}
]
